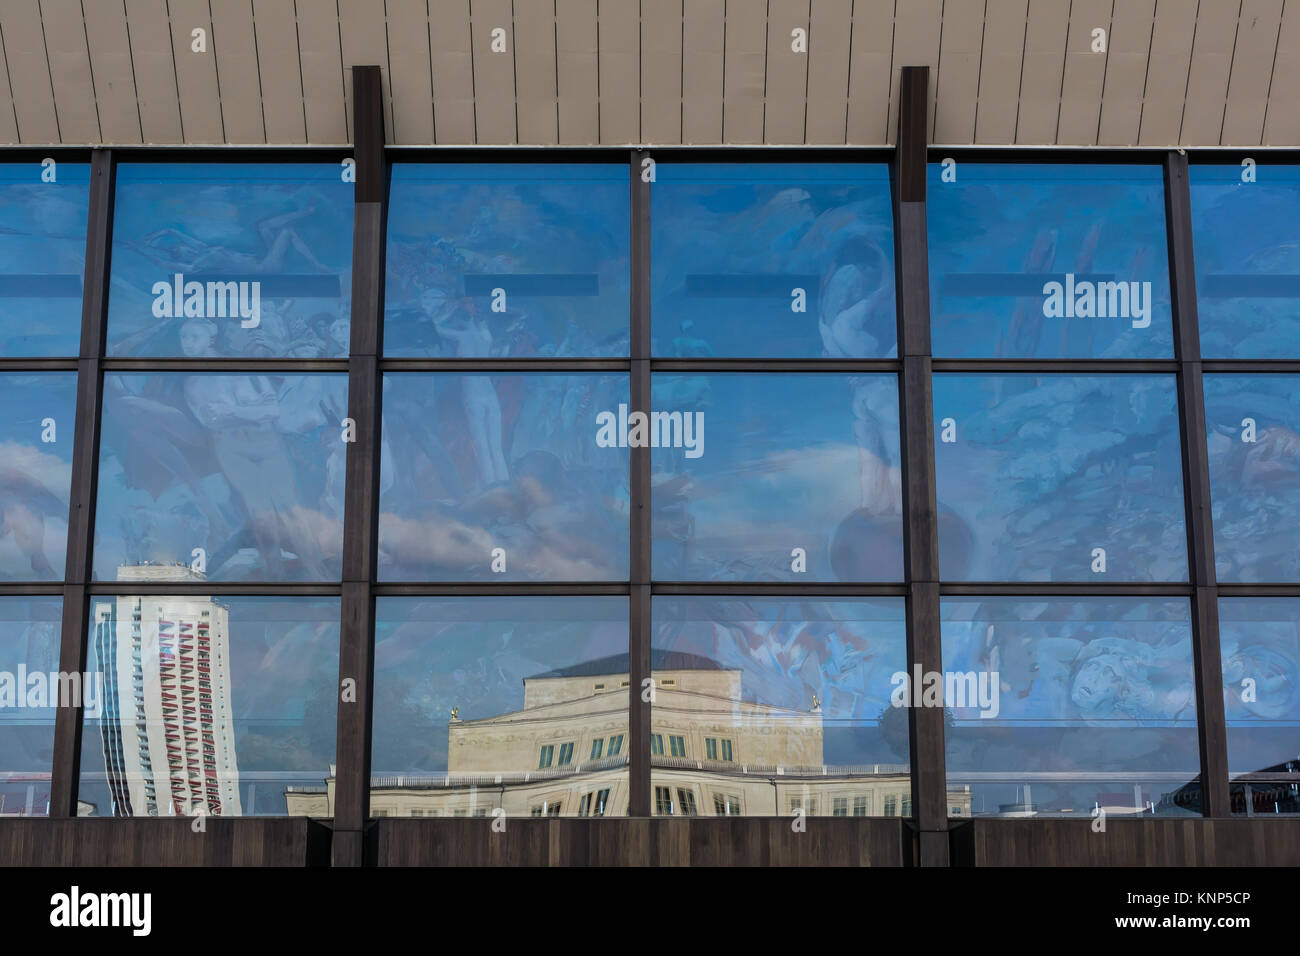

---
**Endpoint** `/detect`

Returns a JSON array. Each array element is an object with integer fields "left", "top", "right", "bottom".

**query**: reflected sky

[
  {"left": 651, "top": 163, "right": 896, "bottom": 358},
  {"left": 94, "top": 372, "right": 348, "bottom": 581},
  {"left": 943, "top": 597, "right": 1199, "bottom": 816},
  {"left": 106, "top": 163, "right": 353, "bottom": 358},
  {"left": 1205, "top": 374, "right": 1300, "bottom": 582},
  {"left": 651, "top": 373, "right": 902, "bottom": 581},
  {"left": 933, "top": 374, "right": 1188, "bottom": 581},
  {"left": 0, "top": 373, "right": 76, "bottom": 581},
  {"left": 1191, "top": 164, "right": 1300, "bottom": 358},
  {"left": 0, "top": 163, "right": 88, "bottom": 357},
  {"left": 378, "top": 373, "right": 629, "bottom": 580},
  {"left": 384, "top": 163, "right": 629, "bottom": 357},
  {"left": 78, "top": 595, "right": 339, "bottom": 817},
  {"left": 0, "top": 596, "right": 61, "bottom": 817},
  {"left": 928, "top": 163, "right": 1173, "bottom": 358}
]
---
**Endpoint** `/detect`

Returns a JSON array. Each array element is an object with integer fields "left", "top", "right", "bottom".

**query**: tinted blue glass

[
  {"left": 1219, "top": 598, "right": 1300, "bottom": 814},
  {"left": 0, "top": 163, "right": 88, "bottom": 356},
  {"left": 78, "top": 595, "right": 339, "bottom": 817},
  {"left": 371, "top": 597, "right": 628, "bottom": 817},
  {"left": 651, "top": 163, "right": 896, "bottom": 358},
  {"left": 0, "top": 596, "right": 62, "bottom": 817},
  {"left": 933, "top": 374, "right": 1187, "bottom": 581},
  {"left": 106, "top": 163, "right": 353, "bottom": 357},
  {"left": 1204, "top": 374, "right": 1300, "bottom": 582},
  {"left": 378, "top": 373, "right": 629, "bottom": 580},
  {"left": 384, "top": 164, "right": 629, "bottom": 357},
  {"left": 94, "top": 372, "right": 348, "bottom": 581},
  {"left": 928, "top": 163, "right": 1172, "bottom": 358},
  {"left": 1191, "top": 164, "right": 1300, "bottom": 358},
  {"left": 0, "top": 373, "right": 77, "bottom": 580},
  {"left": 650, "top": 373, "right": 902, "bottom": 581},
  {"left": 942, "top": 597, "right": 1198, "bottom": 817},
  {"left": 652, "top": 597, "right": 913, "bottom": 816}
]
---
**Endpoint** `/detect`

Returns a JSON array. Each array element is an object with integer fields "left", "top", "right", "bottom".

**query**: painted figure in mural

[
  {"left": 179, "top": 316, "right": 329, "bottom": 579},
  {"left": 423, "top": 286, "right": 509, "bottom": 487}
]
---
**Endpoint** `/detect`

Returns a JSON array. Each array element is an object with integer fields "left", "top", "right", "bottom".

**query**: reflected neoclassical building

[{"left": 285, "top": 651, "right": 972, "bottom": 819}]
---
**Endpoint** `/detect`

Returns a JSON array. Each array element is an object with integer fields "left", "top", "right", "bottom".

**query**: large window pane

[
  {"left": 78, "top": 594, "right": 339, "bottom": 817},
  {"left": 0, "top": 596, "right": 62, "bottom": 817},
  {"left": 106, "top": 163, "right": 353, "bottom": 358},
  {"left": 651, "top": 163, "right": 896, "bottom": 358},
  {"left": 384, "top": 163, "right": 629, "bottom": 357},
  {"left": 933, "top": 374, "right": 1187, "bottom": 581},
  {"left": 651, "top": 597, "right": 924, "bottom": 817},
  {"left": 928, "top": 163, "right": 1172, "bottom": 358},
  {"left": 94, "top": 372, "right": 348, "bottom": 581},
  {"left": 1219, "top": 598, "right": 1300, "bottom": 815},
  {"left": 0, "top": 373, "right": 76, "bottom": 581},
  {"left": 1205, "top": 374, "right": 1300, "bottom": 582},
  {"left": 0, "top": 162, "right": 88, "bottom": 356},
  {"left": 651, "top": 373, "right": 902, "bottom": 581},
  {"left": 370, "top": 596, "right": 628, "bottom": 817},
  {"left": 1191, "top": 164, "right": 1300, "bottom": 358},
  {"left": 942, "top": 597, "right": 1198, "bottom": 817},
  {"left": 378, "top": 372, "right": 629, "bottom": 580}
]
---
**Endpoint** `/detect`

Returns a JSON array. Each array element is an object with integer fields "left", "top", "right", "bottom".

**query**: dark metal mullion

[
  {"left": 50, "top": 148, "right": 114, "bottom": 819},
  {"left": 931, "top": 359, "right": 1180, "bottom": 373},
  {"left": 628, "top": 149, "right": 652, "bottom": 817},
  {"left": 894, "top": 66, "right": 949, "bottom": 867},
  {"left": 1165, "top": 151, "right": 1231, "bottom": 818},
  {"left": 100, "top": 358, "right": 350, "bottom": 372},
  {"left": 332, "top": 65, "right": 386, "bottom": 867}
]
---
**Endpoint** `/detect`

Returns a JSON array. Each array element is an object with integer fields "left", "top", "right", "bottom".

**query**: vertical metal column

[
  {"left": 50, "top": 148, "right": 114, "bottom": 818},
  {"left": 333, "top": 65, "right": 386, "bottom": 865},
  {"left": 1164, "top": 151, "right": 1231, "bottom": 817},
  {"left": 628, "top": 149, "right": 652, "bottom": 817},
  {"left": 893, "top": 66, "right": 948, "bottom": 865}
]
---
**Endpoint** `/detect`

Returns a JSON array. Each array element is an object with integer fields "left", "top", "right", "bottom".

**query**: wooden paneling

[
  {"left": 803, "top": 0, "right": 852, "bottom": 144},
  {"left": 0, "top": 818, "right": 330, "bottom": 866},
  {"left": 372, "top": 817, "right": 911, "bottom": 866},
  {"left": 681, "top": 0, "right": 724, "bottom": 143}
]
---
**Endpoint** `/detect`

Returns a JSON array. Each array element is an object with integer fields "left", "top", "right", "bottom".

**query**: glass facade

[{"left": 2, "top": 149, "right": 1296, "bottom": 828}]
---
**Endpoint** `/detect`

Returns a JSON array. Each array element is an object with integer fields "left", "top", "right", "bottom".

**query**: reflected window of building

[
  {"left": 928, "top": 163, "right": 1172, "bottom": 358},
  {"left": 941, "top": 597, "right": 1198, "bottom": 818},
  {"left": 1219, "top": 598, "right": 1300, "bottom": 815},
  {"left": 106, "top": 163, "right": 353, "bottom": 358},
  {"left": 379, "top": 373, "right": 630, "bottom": 581},
  {"left": 1204, "top": 375, "right": 1300, "bottom": 582},
  {"left": 651, "top": 163, "right": 896, "bottom": 358},
  {"left": 652, "top": 597, "right": 917, "bottom": 817},
  {"left": 713, "top": 793, "right": 740, "bottom": 816},
  {"left": 77, "top": 595, "right": 340, "bottom": 818},
  {"left": 677, "top": 788, "right": 698, "bottom": 815},
  {"left": 384, "top": 163, "right": 629, "bottom": 357},
  {"left": 1190, "top": 164, "right": 1300, "bottom": 358},
  {"left": 590, "top": 739, "right": 603, "bottom": 760},
  {"left": 655, "top": 786, "right": 673, "bottom": 815},
  {"left": 0, "top": 373, "right": 77, "bottom": 581},
  {"left": 0, "top": 162, "right": 89, "bottom": 357},
  {"left": 933, "top": 374, "right": 1187, "bottom": 581},
  {"left": 651, "top": 373, "right": 902, "bottom": 582},
  {"left": 607, "top": 734, "right": 624, "bottom": 756},
  {"left": 883, "top": 795, "right": 896, "bottom": 815},
  {"left": 833, "top": 796, "right": 848, "bottom": 816},
  {"left": 853, "top": 795, "right": 869, "bottom": 816},
  {"left": 0, "top": 596, "right": 62, "bottom": 816},
  {"left": 370, "top": 596, "right": 627, "bottom": 818},
  {"left": 93, "top": 372, "right": 348, "bottom": 582}
]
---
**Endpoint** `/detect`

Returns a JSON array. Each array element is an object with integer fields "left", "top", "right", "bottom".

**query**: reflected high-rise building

[
  {"left": 286, "top": 650, "right": 972, "bottom": 819},
  {"left": 93, "top": 563, "right": 241, "bottom": 817}
]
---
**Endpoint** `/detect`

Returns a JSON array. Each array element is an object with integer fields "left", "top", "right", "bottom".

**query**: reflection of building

[
  {"left": 1157, "top": 759, "right": 1300, "bottom": 816},
  {"left": 285, "top": 651, "right": 970, "bottom": 818},
  {"left": 93, "top": 564, "right": 240, "bottom": 817}
]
